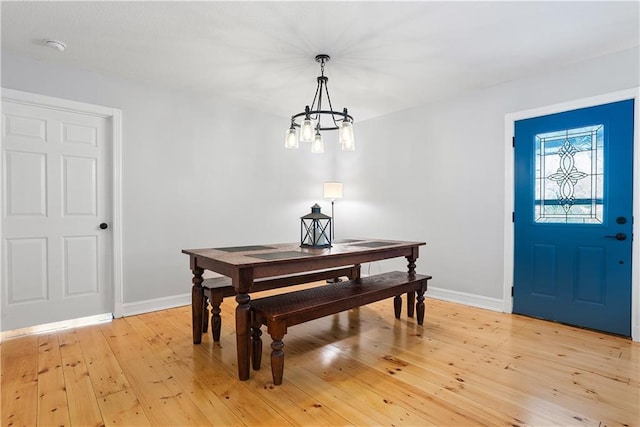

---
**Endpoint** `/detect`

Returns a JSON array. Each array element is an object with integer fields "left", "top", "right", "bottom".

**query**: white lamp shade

[
  {"left": 323, "top": 182, "right": 343, "bottom": 200},
  {"left": 311, "top": 132, "right": 324, "bottom": 153},
  {"left": 300, "top": 118, "right": 315, "bottom": 142},
  {"left": 285, "top": 127, "right": 298, "bottom": 149}
]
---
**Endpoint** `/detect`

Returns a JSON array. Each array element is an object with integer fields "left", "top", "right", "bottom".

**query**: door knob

[
  {"left": 604, "top": 233, "right": 626, "bottom": 241},
  {"left": 99, "top": 223, "right": 109, "bottom": 230}
]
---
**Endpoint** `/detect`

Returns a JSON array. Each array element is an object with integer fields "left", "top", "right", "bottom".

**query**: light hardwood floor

[{"left": 2, "top": 284, "right": 639, "bottom": 426}]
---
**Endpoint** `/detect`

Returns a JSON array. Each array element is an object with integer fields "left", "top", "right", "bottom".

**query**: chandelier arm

[
  {"left": 315, "top": 78, "right": 325, "bottom": 127},
  {"left": 308, "top": 79, "right": 322, "bottom": 121},
  {"left": 322, "top": 79, "right": 341, "bottom": 128}
]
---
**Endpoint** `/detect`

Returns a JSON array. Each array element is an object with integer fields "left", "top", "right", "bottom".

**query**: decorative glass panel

[{"left": 534, "top": 125, "right": 603, "bottom": 224}]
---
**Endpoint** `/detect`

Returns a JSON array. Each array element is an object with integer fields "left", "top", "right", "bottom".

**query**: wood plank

[
  {"left": 75, "top": 326, "right": 131, "bottom": 398},
  {"left": 357, "top": 340, "right": 591, "bottom": 425},
  {"left": 37, "top": 333, "right": 71, "bottom": 427},
  {"left": 289, "top": 334, "right": 514, "bottom": 426},
  {"left": 264, "top": 363, "right": 387, "bottom": 426},
  {"left": 142, "top": 310, "right": 300, "bottom": 426},
  {"left": 57, "top": 329, "right": 83, "bottom": 358},
  {"left": 123, "top": 315, "right": 181, "bottom": 364},
  {"left": 1, "top": 335, "right": 39, "bottom": 427},
  {"left": 162, "top": 360, "right": 244, "bottom": 426},
  {"left": 1, "top": 382, "right": 38, "bottom": 427},
  {"left": 97, "top": 388, "right": 152, "bottom": 427},
  {"left": 100, "top": 319, "right": 213, "bottom": 426},
  {"left": 1, "top": 335, "right": 39, "bottom": 383},
  {"left": 61, "top": 353, "right": 104, "bottom": 427}
]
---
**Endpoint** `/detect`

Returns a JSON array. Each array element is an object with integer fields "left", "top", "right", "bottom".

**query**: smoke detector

[{"left": 45, "top": 40, "right": 66, "bottom": 52}]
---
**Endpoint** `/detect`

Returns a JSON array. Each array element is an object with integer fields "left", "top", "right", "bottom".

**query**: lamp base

[{"left": 300, "top": 243, "right": 332, "bottom": 249}]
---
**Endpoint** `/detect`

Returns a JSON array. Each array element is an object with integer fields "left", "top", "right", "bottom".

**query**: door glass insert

[{"left": 535, "top": 125, "right": 603, "bottom": 223}]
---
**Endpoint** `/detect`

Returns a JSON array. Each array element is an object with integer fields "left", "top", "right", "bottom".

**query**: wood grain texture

[
  {"left": 1, "top": 336, "right": 38, "bottom": 427},
  {"left": 1, "top": 288, "right": 638, "bottom": 426},
  {"left": 37, "top": 334, "right": 71, "bottom": 427}
]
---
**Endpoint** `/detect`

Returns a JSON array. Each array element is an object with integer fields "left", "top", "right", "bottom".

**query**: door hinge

[
  {"left": 511, "top": 286, "right": 514, "bottom": 297},
  {"left": 512, "top": 136, "right": 515, "bottom": 147},
  {"left": 512, "top": 212, "right": 515, "bottom": 223}
]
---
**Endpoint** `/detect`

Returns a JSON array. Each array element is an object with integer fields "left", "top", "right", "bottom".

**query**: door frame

[
  {"left": 504, "top": 88, "right": 640, "bottom": 342},
  {"left": 0, "top": 88, "right": 124, "bottom": 329}
]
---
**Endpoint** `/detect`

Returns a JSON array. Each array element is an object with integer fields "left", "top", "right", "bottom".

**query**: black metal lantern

[{"left": 300, "top": 203, "right": 332, "bottom": 248}]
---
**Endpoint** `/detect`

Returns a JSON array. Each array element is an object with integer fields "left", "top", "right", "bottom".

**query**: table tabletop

[{"left": 182, "top": 238, "right": 425, "bottom": 281}]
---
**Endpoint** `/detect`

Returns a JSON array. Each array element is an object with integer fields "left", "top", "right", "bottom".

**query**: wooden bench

[
  {"left": 250, "top": 271, "right": 431, "bottom": 385},
  {"left": 196, "top": 265, "right": 360, "bottom": 343}
]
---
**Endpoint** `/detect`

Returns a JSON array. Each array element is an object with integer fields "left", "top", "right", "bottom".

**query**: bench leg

[
  {"left": 416, "top": 288, "right": 426, "bottom": 325},
  {"left": 350, "top": 264, "right": 361, "bottom": 280},
  {"left": 210, "top": 292, "right": 224, "bottom": 342},
  {"left": 269, "top": 323, "right": 286, "bottom": 385},
  {"left": 393, "top": 295, "right": 402, "bottom": 319},
  {"left": 251, "top": 324, "right": 263, "bottom": 370},
  {"left": 202, "top": 296, "right": 209, "bottom": 333},
  {"left": 405, "top": 255, "right": 417, "bottom": 319},
  {"left": 407, "top": 291, "right": 415, "bottom": 318},
  {"left": 191, "top": 268, "right": 204, "bottom": 344}
]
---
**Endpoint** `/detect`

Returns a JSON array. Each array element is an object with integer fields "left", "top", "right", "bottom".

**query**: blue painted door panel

[{"left": 514, "top": 99, "right": 634, "bottom": 336}]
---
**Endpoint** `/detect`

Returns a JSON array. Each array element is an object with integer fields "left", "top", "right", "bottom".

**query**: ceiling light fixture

[
  {"left": 45, "top": 40, "right": 66, "bottom": 52},
  {"left": 285, "top": 54, "right": 355, "bottom": 153}
]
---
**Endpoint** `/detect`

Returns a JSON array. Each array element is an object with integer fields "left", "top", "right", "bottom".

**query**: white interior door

[{"left": 2, "top": 99, "right": 113, "bottom": 331}]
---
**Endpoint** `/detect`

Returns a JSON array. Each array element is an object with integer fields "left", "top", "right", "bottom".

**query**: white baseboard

[
  {"left": 121, "top": 293, "right": 191, "bottom": 317},
  {"left": 7, "top": 290, "right": 636, "bottom": 342},
  {"left": 0, "top": 293, "right": 191, "bottom": 341},
  {"left": 426, "top": 286, "right": 504, "bottom": 312},
  {"left": 120, "top": 288, "right": 506, "bottom": 319},
  {"left": 0, "top": 312, "right": 113, "bottom": 342}
]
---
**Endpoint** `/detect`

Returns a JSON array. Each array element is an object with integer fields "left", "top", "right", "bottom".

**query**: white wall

[
  {"left": 2, "top": 46, "right": 639, "bottom": 313},
  {"left": 1, "top": 52, "right": 334, "bottom": 304},
  {"left": 336, "top": 47, "right": 640, "bottom": 303}
]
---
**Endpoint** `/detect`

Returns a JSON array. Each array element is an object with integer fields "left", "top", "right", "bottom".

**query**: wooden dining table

[{"left": 182, "top": 238, "right": 426, "bottom": 380}]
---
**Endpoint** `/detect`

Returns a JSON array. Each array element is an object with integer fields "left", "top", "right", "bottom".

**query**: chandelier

[{"left": 285, "top": 54, "right": 355, "bottom": 153}]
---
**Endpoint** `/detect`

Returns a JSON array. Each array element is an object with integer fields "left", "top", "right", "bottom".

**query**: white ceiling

[{"left": 2, "top": 1, "right": 639, "bottom": 122}]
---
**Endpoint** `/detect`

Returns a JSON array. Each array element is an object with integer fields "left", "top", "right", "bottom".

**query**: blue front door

[{"left": 514, "top": 99, "right": 634, "bottom": 336}]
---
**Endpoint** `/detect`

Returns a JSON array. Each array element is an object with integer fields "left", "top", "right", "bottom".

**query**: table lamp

[{"left": 323, "top": 182, "right": 343, "bottom": 240}]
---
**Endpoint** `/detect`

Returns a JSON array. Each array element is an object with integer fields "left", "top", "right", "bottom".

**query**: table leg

[
  {"left": 406, "top": 256, "right": 416, "bottom": 318},
  {"left": 236, "top": 292, "right": 251, "bottom": 380},
  {"left": 191, "top": 267, "right": 204, "bottom": 344}
]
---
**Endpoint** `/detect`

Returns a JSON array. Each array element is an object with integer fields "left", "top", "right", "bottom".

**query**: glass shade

[
  {"left": 285, "top": 127, "right": 298, "bottom": 149},
  {"left": 339, "top": 120, "right": 355, "bottom": 151},
  {"left": 311, "top": 132, "right": 324, "bottom": 153},
  {"left": 300, "top": 118, "right": 315, "bottom": 143}
]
